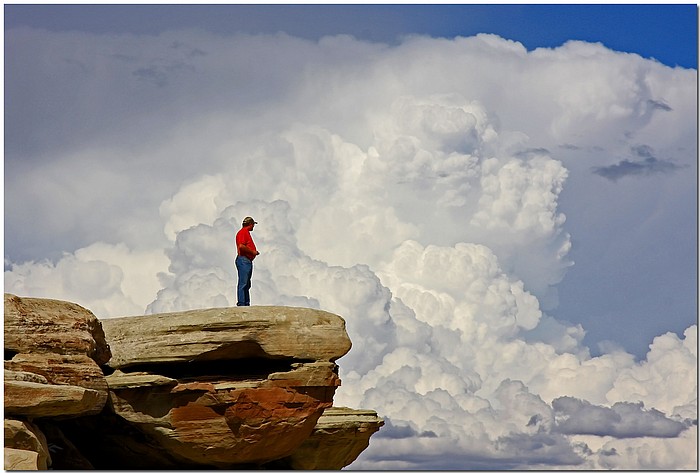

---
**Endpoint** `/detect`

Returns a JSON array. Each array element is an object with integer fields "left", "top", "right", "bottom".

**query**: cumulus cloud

[
  {"left": 606, "top": 326, "right": 697, "bottom": 419},
  {"left": 5, "top": 243, "right": 168, "bottom": 318},
  {"left": 5, "top": 27, "right": 697, "bottom": 470},
  {"left": 592, "top": 144, "right": 686, "bottom": 181},
  {"left": 553, "top": 397, "right": 686, "bottom": 438}
]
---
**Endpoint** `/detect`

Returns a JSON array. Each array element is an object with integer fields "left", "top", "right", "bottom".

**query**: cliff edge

[{"left": 4, "top": 294, "right": 383, "bottom": 469}]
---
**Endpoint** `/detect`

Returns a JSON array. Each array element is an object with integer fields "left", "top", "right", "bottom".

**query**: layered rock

[
  {"left": 90, "top": 306, "right": 354, "bottom": 468},
  {"left": 4, "top": 294, "right": 111, "bottom": 420},
  {"left": 4, "top": 295, "right": 383, "bottom": 469},
  {"left": 282, "top": 407, "right": 386, "bottom": 469},
  {"left": 4, "top": 294, "right": 111, "bottom": 470},
  {"left": 4, "top": 293, "right": 110, "bottom": 364},
  {"left": 102, "top": 305, "right": 351, "bottom": 367},
  {"left": 5, "top": 353, "right": 109, "bottom": 418}
]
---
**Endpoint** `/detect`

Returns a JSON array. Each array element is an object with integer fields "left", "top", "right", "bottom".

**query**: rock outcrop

[
  {"left": 4, "top": 294, "right": 110, "bottom": 364},
  {"left": 4, "top": 294, "right": 383, "bottom": 469},
  {"left": 284, "top": 407, "right": 389, "bottom": 469}
]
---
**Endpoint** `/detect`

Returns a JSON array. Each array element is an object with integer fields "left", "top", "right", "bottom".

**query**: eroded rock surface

[
  {"left": 3, "top": 295, "right": 111, "bottom": 421},
  {"left": 102, "top": 305, "right": 352, "bottom": 369},
  {"left": 4, "top": 419, "right": 50, "bottom": 470},
  {"left": 94, "top": 307, "right": 352, "bottom": 467},
  {"left": 3, "top": 294, "right": 112, "bottom": 468},
  {"left": 4, "top": 294, "right": 110, "bottom": 364},
  {"left": 4, "top": 448, "right": 42, "bottom": 471},
  {"left": 6, "top": 353, "right": 109, "bottom": 416},
  {"left": 4, "top": 295, "right": 382, "bottom": 469},
  {"left": 282, "top": 407, "right": 386, "bottom": 469}
]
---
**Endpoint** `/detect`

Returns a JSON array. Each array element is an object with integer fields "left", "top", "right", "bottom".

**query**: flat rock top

[{"left": 101, "top": 306, "right": 352, "bottom": 369}]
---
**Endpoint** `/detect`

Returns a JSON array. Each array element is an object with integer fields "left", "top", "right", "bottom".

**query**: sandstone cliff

[{"left": 4, "top": 294, "right": 383, "bottom": 469}]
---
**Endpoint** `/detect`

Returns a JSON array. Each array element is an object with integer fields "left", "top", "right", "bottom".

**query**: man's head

[{"left": 242, "top": 216, "right": 258, "bottom": 229}]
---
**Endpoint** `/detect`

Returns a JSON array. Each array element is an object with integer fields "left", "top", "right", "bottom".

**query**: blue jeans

[{"left": 235, "top": 255, "right": 253, "bottom": 306}]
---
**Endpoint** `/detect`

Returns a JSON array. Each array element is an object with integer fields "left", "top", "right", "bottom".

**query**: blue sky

[
  {"left": 4, "top": 3, "right": 698, "bottom": 470},
  {"left": 6, "top": 3, "right": 698, "bottom": 68}
]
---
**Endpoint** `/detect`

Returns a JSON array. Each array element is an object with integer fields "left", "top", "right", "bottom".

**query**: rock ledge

[{"left": 4, "top": 294, "right": 383, "bottom": 469}]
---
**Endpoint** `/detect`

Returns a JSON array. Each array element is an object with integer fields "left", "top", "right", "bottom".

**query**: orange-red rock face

[{"left": 106, "top": 371, "right": 340, "bottom": 466}]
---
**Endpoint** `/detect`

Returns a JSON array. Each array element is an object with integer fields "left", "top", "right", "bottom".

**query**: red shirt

[{"left": 236, "top": 227, "right": 257, "bottom": 260}]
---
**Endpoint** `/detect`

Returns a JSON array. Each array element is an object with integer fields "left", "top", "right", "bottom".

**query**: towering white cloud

[
  {"left": 5, "top": 243, "right": 168, "bottom": 318},
  {"left": 5, "top": 28, "right": 696, "bottom": 469}
]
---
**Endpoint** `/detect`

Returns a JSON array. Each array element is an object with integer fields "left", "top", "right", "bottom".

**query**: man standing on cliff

[{"left": 235, "top": 216, "right": 259, "bottom": 306}]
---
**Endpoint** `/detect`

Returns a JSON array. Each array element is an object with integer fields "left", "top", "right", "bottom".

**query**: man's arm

[{"left": 238, "top": 243, "right": 259, "bottom": 258}]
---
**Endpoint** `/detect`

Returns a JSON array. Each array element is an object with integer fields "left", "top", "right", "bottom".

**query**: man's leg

[
  {"left": 235, "top": 256, "right": 252, "bottom": 306},
  {"left": 244, "top": 263, "right": 253, "bottom": 306}
]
